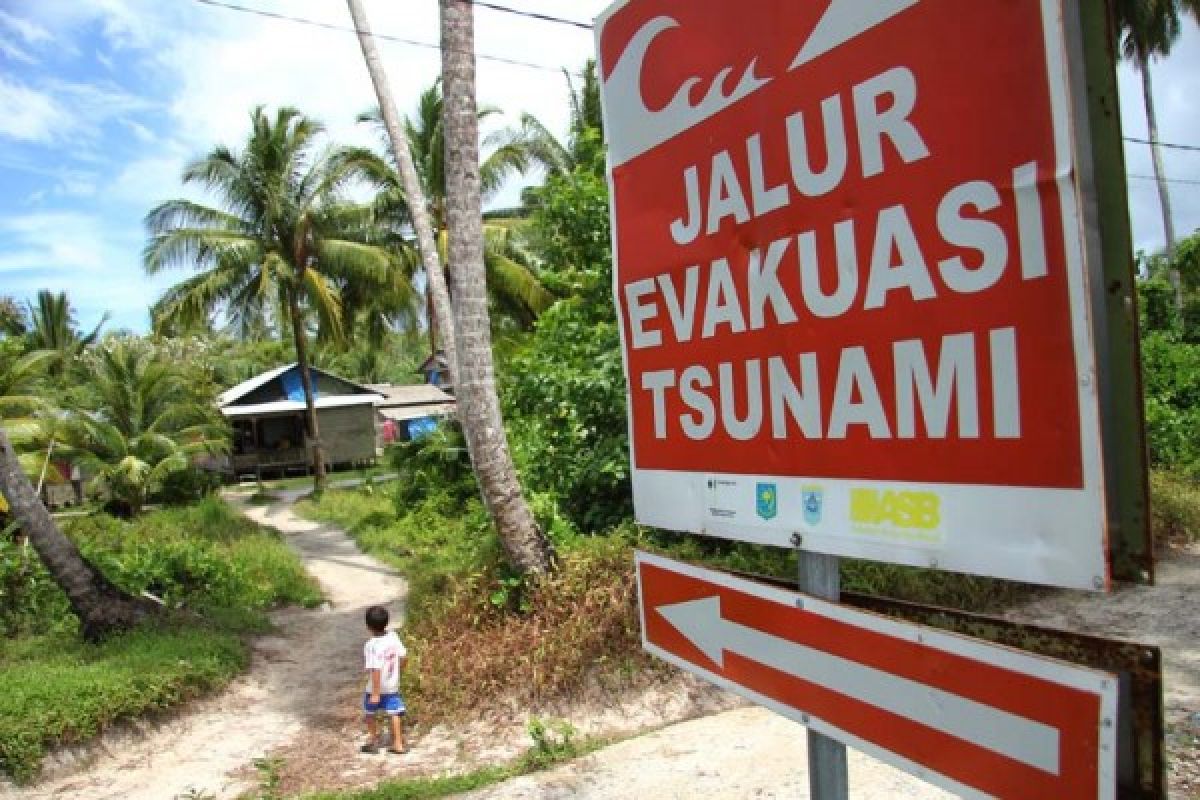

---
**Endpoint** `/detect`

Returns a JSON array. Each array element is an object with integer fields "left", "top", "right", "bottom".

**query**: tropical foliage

[
  {"left": 144, "top": 105, "right": 409, "bottom": 491},
  {"left": 350, "top": 81, "right": 556, "bottom": 332},
  {"left": 58, "top": 341, "right": 227, "bottom": 516}
]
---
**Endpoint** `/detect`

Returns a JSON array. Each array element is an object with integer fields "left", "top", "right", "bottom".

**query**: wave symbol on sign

[{"left": 602, "top": 0, "right": 919, "bottom": 166}]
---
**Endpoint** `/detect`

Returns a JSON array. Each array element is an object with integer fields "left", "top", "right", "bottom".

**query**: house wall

[{"left": 317, "top": 405, "right": 377, "bottom": 465}]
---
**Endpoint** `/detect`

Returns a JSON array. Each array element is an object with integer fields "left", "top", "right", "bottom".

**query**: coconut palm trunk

[
  {"left": 0, "top": 428, "right": 158, "bottom": 640},
  {"left": 1138, "top": 53, "right": 1183, "bottom": 314},
  {"left": 346, "top": 0, "right": 458, "bottom": 386},
  {"left": 288, "top": 290, "right": 327, "bottom": 492},
  {"left": 440, "top": 0, "right": 553, "bottom": 574}
]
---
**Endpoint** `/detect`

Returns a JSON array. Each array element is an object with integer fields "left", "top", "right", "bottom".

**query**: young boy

[{"left": 360, "top": 605, "right": 408, "bottom": 754}]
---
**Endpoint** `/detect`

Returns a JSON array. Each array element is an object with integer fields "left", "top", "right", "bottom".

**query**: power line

[
  {"left": 1124, "top": 136, "right": 1200, "bottom": 153},
  {"left": 190, "top": 0, "right": 581, "bottom": 73},
  {"left": 469, "top": 1, "right": 593, "bottom": 31},
  {"left": 1128, "top": 173, "right": 1200, "bottom": 186}
]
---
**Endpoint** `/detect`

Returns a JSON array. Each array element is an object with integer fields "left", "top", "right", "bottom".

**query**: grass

[
  {"left": 247, "top": 466, "right": 394, "bottom": 492},
  {"left": 0, "top": 497, "right": 322, "bottom": 783},
  {"left": 0, "top": 622, "right": 247, "bottom": 783}
]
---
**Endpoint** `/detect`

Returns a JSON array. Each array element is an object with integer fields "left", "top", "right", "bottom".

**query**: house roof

[
  {"left": 365, "top": 383, "right": 454, "bottom": 407},
  {"left": 379, "top": 403, "right": 457, "bottom": 422},
  {"left": 218, "top": 363, "right": 294, "bottom": 407},
  {"left": 219, "top": 363, "right": 380, "bottom": 408},
  {"left": 220, "top": 395, "right": 380, "bottom": 419}
]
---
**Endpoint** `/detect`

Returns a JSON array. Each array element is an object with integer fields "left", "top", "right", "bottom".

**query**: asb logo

[
  {"left": 801, "top": 485, "right": 823, "bottom": 526},
  {"left": 850, "top": 489, "right": 941, "bottom": 531},
  {"left": 755, "top": 483, "right": 778, "bottom": 520}
]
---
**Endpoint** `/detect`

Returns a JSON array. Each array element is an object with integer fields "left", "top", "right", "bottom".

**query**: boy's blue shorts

[{"left": 363, "top": 692, "right": 406, "bottom": 716}]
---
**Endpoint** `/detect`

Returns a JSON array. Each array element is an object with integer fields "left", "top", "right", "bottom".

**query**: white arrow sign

[{"left": 658, "top": 595, "right": 1059, "bottom": 774}]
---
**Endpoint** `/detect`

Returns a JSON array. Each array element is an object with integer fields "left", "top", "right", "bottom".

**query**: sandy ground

[{"left": 3, "top": 493, "right": 1197, "bottom": 799}]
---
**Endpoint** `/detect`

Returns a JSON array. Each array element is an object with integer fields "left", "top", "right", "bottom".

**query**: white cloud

[
  {"left": 124, "top": 119, "right": 155, "bottom": 143},
  {"left": 0, "top": 211, "right": 109, "bottom": 273},
  {"left": 0, "top": 36, "right": 37, "bottom": 64},
  {"left": 0, "top": 9, "right": 51, "bottom": 46},
  {"left": 0, "top": 73, "right": 156, "bottom": 147},
  {"left": 0, "top": 76, "right": 69, "bottom": 142}
]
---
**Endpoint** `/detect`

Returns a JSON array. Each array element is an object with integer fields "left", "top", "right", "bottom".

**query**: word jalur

[{"left": 624, "top": 67, "right": 1053, "bottom": 443}]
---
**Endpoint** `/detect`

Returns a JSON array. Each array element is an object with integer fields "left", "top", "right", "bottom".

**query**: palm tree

[
  {"left": 441, "top": 0, "right": 554, "bottom": 574},
  {"left": 0, "top": 348, "right": 58, "bottom": 480},
  {"left": 495, "top": 59, "right": 605, "bottom": 184},
  {"left": 144, "top": 105, "right": 404, "bottom": 492},
  {"left": 0, "top": 427, "right": 159, "bottom": 640},
  {"left": 25, "top": 290, "right": 109, "bottom": 376},
  {"left": 349, "top": 83, "right": 555, "bottom": 337},
  {"left": 1114, "top": 0, "right": 1200, "bottom": 314},
  {"left": 61, "top": 342, "right": 227, "bottom": 516}
]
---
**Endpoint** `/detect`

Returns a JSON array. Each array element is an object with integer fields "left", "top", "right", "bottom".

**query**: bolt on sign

[
  {"left": 596, "top": 0, "right": 1134, "bottom": 590},
  {"left": 638, "top": 551, "right": 1120, "bottom": 799}
]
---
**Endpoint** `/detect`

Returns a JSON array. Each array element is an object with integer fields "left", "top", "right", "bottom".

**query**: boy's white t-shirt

[{"left": 363, "top": 631, "right": 406, "bottom": 694}]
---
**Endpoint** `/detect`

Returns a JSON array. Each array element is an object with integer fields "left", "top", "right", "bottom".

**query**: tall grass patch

[{"left": 1150, "top": 469, "right": 1200, "bottom": 546}]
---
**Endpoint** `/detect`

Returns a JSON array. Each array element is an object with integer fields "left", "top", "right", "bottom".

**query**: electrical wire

[
  {"left": 1124, "top": 136, "right": 1200, "bottom": 153},
  {"left": 1128, "top": 173, "right": 1200, "bottom": 185},
  {"left": 190, "top": 0, "right": 585, "bottom": 73},
  {"left": 468, "top": 1, "right": 592, "bottom": 30}
]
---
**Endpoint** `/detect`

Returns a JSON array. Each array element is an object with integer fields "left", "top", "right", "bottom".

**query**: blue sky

[{"left": 1, "top": 1, "right": 1198, "bottom": 334}]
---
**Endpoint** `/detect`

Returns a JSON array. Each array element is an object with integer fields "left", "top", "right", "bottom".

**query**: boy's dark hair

[{"left": 365, "top": 605, "right": 389, "bottom": 634}]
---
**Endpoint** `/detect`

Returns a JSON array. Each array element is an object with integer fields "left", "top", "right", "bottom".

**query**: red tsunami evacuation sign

[
  {"left": 596, "top": 0, "right": 1110, "bottom": 590},
  {"left": 637, "top": 552, "right": 1119, "bottom": 799}
]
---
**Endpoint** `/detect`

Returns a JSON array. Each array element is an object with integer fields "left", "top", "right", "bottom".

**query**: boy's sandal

[
  {"left": 387, "top": 747, "right": 408, "bottom": 755},
  {"left": 359, "top": 743, "right": 379, "bottom": 754}
]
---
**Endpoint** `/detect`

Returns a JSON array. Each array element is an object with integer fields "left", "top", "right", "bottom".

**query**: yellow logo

[{"left": 849, "top": 489, "right": 940, "bottom": 531}]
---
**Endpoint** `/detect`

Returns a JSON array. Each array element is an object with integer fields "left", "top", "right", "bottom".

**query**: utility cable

[
  {"left": 1124, "top": 136, "right": 1200, "bottom": 153},
  {"left": 190, "top": 0, "right": 583, "bottom": 73}
]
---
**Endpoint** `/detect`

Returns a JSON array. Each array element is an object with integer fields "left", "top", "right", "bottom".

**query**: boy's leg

[
  {"left": 362, "top": 713, "right": 379, "bottom": 751},
  {"left": 388, "top": 714, "right": 406, "bottom": 753}
]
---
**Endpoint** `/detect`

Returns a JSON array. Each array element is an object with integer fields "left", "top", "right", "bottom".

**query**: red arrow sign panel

[{"left": 637, "top": 552, "right": 1117, "bottom": 799}]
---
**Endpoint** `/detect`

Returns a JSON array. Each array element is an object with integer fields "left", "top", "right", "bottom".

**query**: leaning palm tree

[
  {"left": 1114, "top": 0, "right": 1200, "bottom": 314},
  {"left": 25, "top": 290, "right": 109, "bottom": 376},
  {"left": 0, "top": 427, "right": 160, "bottom": 640},
  {"left": 60, "top": 342, "right": 227, "bottom": 516},
  {"left": 346, "top": 0, "right": 460, "bottom": 386},
  {"left": 440, "top": 0, "right": 554, "bottom": 574},
  {"left": 144, "top": 106, "right": 403, "bottom": 492}
]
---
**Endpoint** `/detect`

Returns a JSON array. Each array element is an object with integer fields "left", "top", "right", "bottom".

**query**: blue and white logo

[
  {"left": 755, "top": 483, "right": 778, "bottom": 521},
  {"left": 802, "top": 485, "right": 823, "bottom": 526}
]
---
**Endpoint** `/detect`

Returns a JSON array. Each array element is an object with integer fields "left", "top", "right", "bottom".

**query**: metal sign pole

[{"left": 795, "top": 537, "right": 849, "bottom": 799}]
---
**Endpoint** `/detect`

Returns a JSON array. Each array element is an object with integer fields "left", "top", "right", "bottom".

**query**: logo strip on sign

[
  {"left": 597, "top": 0, "right": 1114, "bottom": 590},
  {"left": 636, "top": 551, "right": 1118, "bottom": 799}
]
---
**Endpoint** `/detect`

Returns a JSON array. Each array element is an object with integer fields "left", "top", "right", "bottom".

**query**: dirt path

[{"left": 1, "top": 495, "right": 408, "bottom": 800}]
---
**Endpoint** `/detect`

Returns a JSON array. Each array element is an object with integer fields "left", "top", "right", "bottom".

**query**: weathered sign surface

[
  {"left": 597, "top": 0, "right": 1113, "bottom": 589},
  {"left": 637, "top": 551, "right": 1119, "bottom": 799}
]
